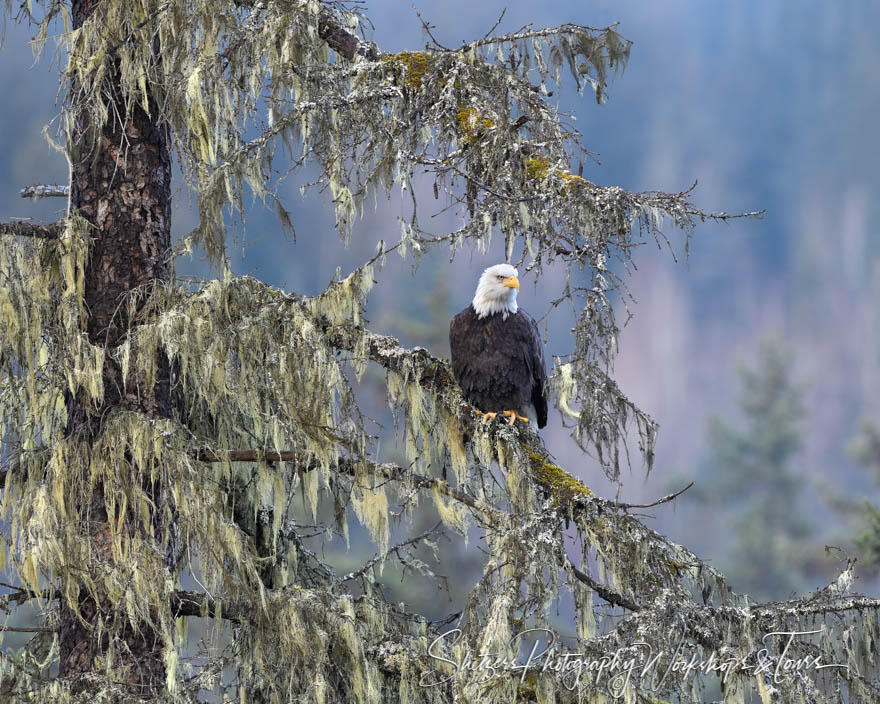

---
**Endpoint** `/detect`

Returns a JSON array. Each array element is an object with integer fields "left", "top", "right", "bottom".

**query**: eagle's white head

[{"left": 472, "top": 263, "right": 519, "bottom": 319}]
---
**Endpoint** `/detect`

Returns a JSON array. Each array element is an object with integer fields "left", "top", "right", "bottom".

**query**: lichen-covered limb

[
  {"left": 231, "top": 0, "right": 377, "bottom": 61},
  {"left": 171, "top": 589, "right": 239, "bottom": 622},
  {"left": 566, "top": 580, "right": 880, "bottom": 700},
  {"left": 0, "top": 221, "right": 63, "bottom": 239},
  {"left": 320, "top": 317, "right": 734, "bottom": 591},
  {"left": 196, "top": 447, "right": 502, "bottom": 525},
  {"left": 175, "top": 582, "right": 454, "bottom": 689},
  {"left": 322, "top": 318, "right": 668, "bottom": 511},
  {"left": 19, "top": 185, "right": 69, "bottom": 199},
  {"left": 714, "top": 591, "right": 880, "bottom": 620},
  {"left": 0, "top": 586, "right": 42, "bottom": 611},
  {"left": 566, "top": 560, "right": 641, "bottom": 612},
  {"left": 197, "top": 444, "right": 651, "bottom": 612},
  {"left": 316, "top": 7, "right": 378, "bottom": 61}
]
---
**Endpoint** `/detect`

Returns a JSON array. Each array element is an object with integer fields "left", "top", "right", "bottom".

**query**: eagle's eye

[{"left": 496, "top": 275, "right": 504, "bottom": 280}]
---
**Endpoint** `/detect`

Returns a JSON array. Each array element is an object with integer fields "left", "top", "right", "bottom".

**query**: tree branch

[
  {"left": 0, "top": 586, "right": 40, "bottom": 609},
  {"left": 232, "top": 0, "right": 378, "bottom": 61},
  {"left": 195, "top": 449, "right": 295, "bottom": 462},
  {"left": 338, "top": 521, "right": 444, "bottom": 584},
  {"left": 608, "top": 481, "right": 693, "bottom": 510},
  {"left": 0, "top": 221, "right": 62, "bottom": 239},
  {"left": 195, "top": 449, "right": 500, "bottom": 522},
  {"left": 195, "top": 446, "right": 646, "bottom": 612},
  {"left": 171, "top": 590, "right": 238, "bottom": 623},
  {"left": 19, "top": 184, "right": 70, "bottom": 199},
  {"left": 318, "top": 9, "right": 378, "bottom": 61},
  {"left": 568, "top": 563, "right": 641, "bottom": 612},
  {"left": 714, "top": 593, "right": 880, "bottom": 620}
]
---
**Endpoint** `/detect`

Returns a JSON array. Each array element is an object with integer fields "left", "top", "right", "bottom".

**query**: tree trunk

[{"left": 58, "top": 0, "right": 172, "bottom": 695}]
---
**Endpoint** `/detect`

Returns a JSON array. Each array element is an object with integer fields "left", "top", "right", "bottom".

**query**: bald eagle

[{"left": 449, "top": 264, "right": 548, "bottom": 427}]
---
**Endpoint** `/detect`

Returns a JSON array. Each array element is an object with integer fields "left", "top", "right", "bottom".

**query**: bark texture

[{"left": 59, "top": 0, "right": 172, "bottom": 695}]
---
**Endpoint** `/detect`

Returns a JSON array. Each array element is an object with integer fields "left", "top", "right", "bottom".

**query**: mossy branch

[
  {"left": 171, "top": 589, "right": 238, "bottom": 622},
  {"left": 0, "top": 220, "right": 62, "bottom": 239},
  {"left": 195, "top": 448, "right": 502, "bottom": 524},
  {"left": 231, "top": 0, "right": 378, "bottom": 61},
  {"left": 19, "top": 184, "right": 69, "bottom": 199},
  {"left": 567, "top": 563, "right": 642, "bottom": 612},
  {"left": 321, "top": 319, "right": 678, "bottom": 516}
]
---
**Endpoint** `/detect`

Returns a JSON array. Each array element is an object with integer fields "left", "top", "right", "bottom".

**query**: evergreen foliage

[
  {"left": 850, "top": 423, "right": 880, "bottom": 567},
  {"left": 701, "top": 340, "right": 814, "bottom": 600}
]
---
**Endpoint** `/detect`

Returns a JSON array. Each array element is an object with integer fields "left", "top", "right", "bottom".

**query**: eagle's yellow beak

[{"left": 501, "top": 275, "right": 519, "bottom": 290}]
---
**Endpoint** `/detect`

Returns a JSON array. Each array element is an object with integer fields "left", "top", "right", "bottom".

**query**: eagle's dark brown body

[{"left": 449, "top": 305, "right": 548, "bottom": 428}]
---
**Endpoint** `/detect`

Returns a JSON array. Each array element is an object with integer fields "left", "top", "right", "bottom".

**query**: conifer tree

[
  {"left": 849, "top": 422, "right": 880, "bottom": 566},
  {"left": 700, "top": 340, "right": 814, "bottom": 600},
  {"left": 0, "top": 2, "right": 878, "bottom": 702}
]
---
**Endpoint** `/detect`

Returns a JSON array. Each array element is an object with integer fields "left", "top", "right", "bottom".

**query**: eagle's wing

[
  {"left": 449, "top": 307, "right": 474, "bottom": 391},
  {"left": 517, "top": 310, "right": 548, "bottom": 428}
]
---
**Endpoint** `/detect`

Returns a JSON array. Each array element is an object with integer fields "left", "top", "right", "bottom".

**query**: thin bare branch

[
  {"left": 338, "top": 521, "right": 444, "bottom": 584},
  {"left": 467, "top": 22, "right": 621, "bottom": 50},
  {"left": 609, "top": 481, "right": 694, "bottom": 509}
]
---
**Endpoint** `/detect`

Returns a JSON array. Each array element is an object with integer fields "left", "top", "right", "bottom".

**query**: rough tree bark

[{"left": 58, "top": 0, "right": 172, "bottom": 694}]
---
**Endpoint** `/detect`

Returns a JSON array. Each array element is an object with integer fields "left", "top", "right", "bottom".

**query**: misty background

[{"left": 2, "top": 0, "right": 879, "bottom": 604}]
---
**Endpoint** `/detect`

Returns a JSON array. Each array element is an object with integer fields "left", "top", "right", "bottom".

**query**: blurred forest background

[{"left": 2, "top": 0, "right": 880, "bottom": 610}]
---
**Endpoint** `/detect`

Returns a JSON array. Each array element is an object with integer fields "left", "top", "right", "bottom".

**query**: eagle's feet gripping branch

[{"left": 471, "top": 408, "right": 531, "bottom": 426}]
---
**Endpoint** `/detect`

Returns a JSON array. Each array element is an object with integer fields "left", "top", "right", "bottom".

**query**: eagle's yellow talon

[
  {"left": 471, "top": 408, "right": 498, "bottom": 424},
  {"left": 472, "top": 408, "right": 530, "bottom": 426},
  {"left": 501, "top": 409, "right": 530, "bottom": 425}
]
